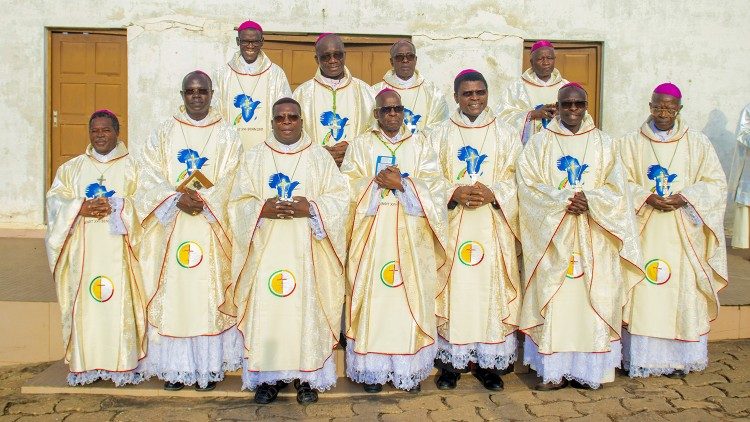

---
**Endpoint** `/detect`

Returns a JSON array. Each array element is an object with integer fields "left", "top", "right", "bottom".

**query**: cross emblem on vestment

[
  {"left": 661, "top": 177, "right": 669, "bottom": 193},
  {"left": 330, "top": 119, "right": 340, "bottom": 131},
  {"left": 278, "top": 179, "right": 289, "bottom": 195},
  {"left": 186, "top": 155, "right": 200, "bottom": 172},
  {"left": 97, "top": 175, "right": 106, "bottom": 184}
]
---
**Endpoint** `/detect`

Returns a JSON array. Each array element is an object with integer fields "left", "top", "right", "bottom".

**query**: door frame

[
  {"left": 523, "top": 40, "right": 603, "bottom": 127},
  {"left": 45, "top": 27, "right": 127, "bottom": 190}
]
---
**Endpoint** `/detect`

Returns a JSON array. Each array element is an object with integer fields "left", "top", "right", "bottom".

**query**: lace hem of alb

[
  {"left": 622, "top": 331, "right": 708, "bottom": 377},
  {"left": 523, "top": 336, "right": 621, "bottom": 389},
  {"left": 241, "top": 355, "right": 336, "bottom": 391},
  {"left": 345, "top": 340, "right": 436, "bottom": 390},
  {"left": 67, "top": 369, "right": 144, "bottom": 387},
  {"left": 140, "top": 327, "right": 243, "bottom": 388},
  {"left": 436, "top": 334, "right": 517, "bottom": 370}
]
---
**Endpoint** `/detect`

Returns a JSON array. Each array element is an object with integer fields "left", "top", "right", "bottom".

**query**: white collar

[
  {"left": 240, "top": 57, "right": 260, "bottom": 74},
  {"left": 649, "top": 120, "right": 675, "bottom": 142},
  {"left": 184, "top": 114, "right": 210, "bottom": 126},
  {"left": 91, "top": 147, "right": 120, "bottom": 163},
  {"left": 320, "top": 74, "right": 345, "bottom": 89},
  {"left": 379, "top": 129, "right": 402, "bottom": 144},
  {"left": 459, "top": 109, "right": 489, "bottom": 127},
  {"left": 271, "top": 137, "right": 303, "bottom": 152},
  {"left": 393, "top": 74, "right": 416, "bottom": 88}
]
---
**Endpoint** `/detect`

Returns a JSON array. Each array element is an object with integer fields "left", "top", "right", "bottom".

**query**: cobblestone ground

[{"left": 1, "top": 340, "right": 748, "bottom": 421}]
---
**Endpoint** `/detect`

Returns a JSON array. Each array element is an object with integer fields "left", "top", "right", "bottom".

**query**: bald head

[
  {"left": 390, "top": 39, "right": 415, "bottom": 56},
  {"left": 182, "top": 71, "right": 212, "bottom": 91},
  {"left": 375, "top": 89, "right": 401, "bottom": 107},
  {"left": 315, "top": 34, "right": 344, "bottom": 55}
]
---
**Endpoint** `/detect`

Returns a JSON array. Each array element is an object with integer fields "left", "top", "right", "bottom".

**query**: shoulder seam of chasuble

[{"left": 263, "top": 140, "right": 313, "bottom": 155}]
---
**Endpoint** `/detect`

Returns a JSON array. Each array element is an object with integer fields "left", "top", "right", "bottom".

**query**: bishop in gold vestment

[
  {"left": 342, "top": 89, "right": 448, "bottom": 392},
  {"left": 618, "top": 84, "right": 727, "bottom": 378},
  {"left": 136, "top": 72, "right": 243, "bottom": 390},
  {"left": 517, "top": 84, "right": 641, "bottom": 390},
  {"left": 46, "top": 110, "right": 146, "bottom": 386}
]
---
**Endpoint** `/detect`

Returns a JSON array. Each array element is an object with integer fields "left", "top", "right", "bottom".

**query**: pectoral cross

[{"left": 97, "top": 175, "right": 106, "bottom": 184}]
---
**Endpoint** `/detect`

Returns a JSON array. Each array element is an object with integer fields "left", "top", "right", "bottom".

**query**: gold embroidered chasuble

[
  {"left": 216, "top": 51, "right": 292, "bottom": 150},
  {"left": 617, "top": 117, "right": 728, "bottom": 340},
  {"left": 372, "top": 70, "right": 448, "bottom": 135},
  {"left": 430, "top": 110, "right": 522, "bottom": 344},
  {"left": 292, "top": 67, "right": 375, "bottom": 146},
  {"left": 496, "top": 68, "right": 568, "bottom": 143},
  {"left": 136, "top": 108, "right": 242, "bottom": 337},
  {"left": 517, "top": 114, "right": 642, "bottom": 354},
  {"left": 225, "top": 133, "right": 350, "bottom": 372},
  {"left": 46, "top": 142, "right": 146, "bottom": 373},
  {"left": 341, "top": 126, "right": 448, "bottom": 355}
]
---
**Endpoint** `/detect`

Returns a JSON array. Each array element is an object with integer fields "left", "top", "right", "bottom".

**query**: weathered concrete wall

[{"left": 1, "top": 1, "right": 748, "bottom": 228}]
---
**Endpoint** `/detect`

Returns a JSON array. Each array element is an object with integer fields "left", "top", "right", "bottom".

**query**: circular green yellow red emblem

[
  {"left": 644, "top": 258, "right": 671, "bottom": 285},
  {"left": 89, "top": 276, "right": 114, "bottom": 302},
  {"left": 176, "top": 241, "right": 203, "bottom": 268},
  {"left": 380, "top": 261, "right": 403, "bottom": 287},
  {"left": 268, "top": 270, "right": 296, "bottom": 297},
  {"left": 566, "top": 253, "right": 584, "bottom": 279},
  {"left": 457, "top": 240, "right": 484, "bottom": 266}
]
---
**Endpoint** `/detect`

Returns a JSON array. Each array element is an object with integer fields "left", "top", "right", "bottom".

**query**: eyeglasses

[
  {"left": 273, "top": 114, "right": 301, "bottom": 123},
  {"left": 650, "top": 106, "right": 679, "bottom": 117},
  {"left": 318, "top": 51, "right": 344, "bottom": 62},
  {"left": 392, "top": 53, "right": 417, "bottom": 62},
  {"left": 377, "top": 105, "right": 405, "bottom": 115},
  {"left": 559, "top": 100, "right": 587, "bottom": 109},
  {"left": 182, "top": 88, "right": 210, "bottom": 96},
  {"left": 460, "top": 89, "right": 488, "bottom": 98},
  {"left": 238, "top": 38, "right": 263, "bottom": 47}
]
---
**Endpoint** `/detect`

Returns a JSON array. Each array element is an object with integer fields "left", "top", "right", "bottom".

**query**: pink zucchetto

[
  {"left": 653, "top": 82, "right": 682, "bottom": 99},
  {"left": 316, "top": 33, "right": 334, "bottom": 44},
  {"left": 561, "top": 82, "right": 586, "bottom": 92},
  {"left": 531, "top": 40, "right": 554, "bottom": 52},
  {"left": 376, "top": 87, "right": 400, "bottom": 98},
  {"left": 237, "top": 20, "right": 262, "bottom": 32},
  {"left": 455, "top": 69, "right": 480, "bottom": 80},
  {"left": 91, "top": 109, "right": 116, "bottom": 119}
]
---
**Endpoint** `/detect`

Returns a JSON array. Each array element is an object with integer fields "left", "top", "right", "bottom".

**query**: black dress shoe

[
  {"left": 195, "top": 381, "right": 217, "bottom": 391},
  {"left": 569, "top": 379, "right": 594, "bottom": 390},
  {"left": 405, "top": 383, "right": 421, "bottom": 394},
  {"left": 254, "top": 381, "right": 288, "bottom": 404},
  {"left": 163, "top": 381, "right": 184, "bottom": 391},
  {"left": 295, "top": 382, "right": 318, "bottom": 404},
  {"left": 363, "top": 383, "right": 382, "bottom": 393},
  {"left": 473, "top": 368, "right": 504, "bottom": 391},
  {"left": 665, "top": 370, "right": 687, "bottom": 379},
  {"left": 436, "top": 370, "right": 461, "bottom": 390},
  {"left": 534, "top": 379, "right": 568, "bottom": 391}
]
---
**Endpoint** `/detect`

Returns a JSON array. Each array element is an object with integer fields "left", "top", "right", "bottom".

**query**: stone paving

[{"left": 1, "top": 340, "right": 748, "bottom": 421}]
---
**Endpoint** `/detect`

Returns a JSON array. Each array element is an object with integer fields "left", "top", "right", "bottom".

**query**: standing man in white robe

[
  {"left": 497, "top": 40, "right": 568, "bottom": 145},
  {"left": 618, "top": 83, "right": 728, "bottom": 378},
  {"left": 227, "top": 98, "right": 349, "bottom": 404},
  {"left": 137, "top": 71, "right": 243, "bottom": 391},
  {"left": 216, "top": 20, "right": 292, "bottom": 150},
  {"left": 46, "top": 110, "right": 146, "bottom": 386},
  {"left": 730, "top": 103, "right": 750, "bottom": 251},
  {"left": 372, "top": 39, "right": 448, "bottom": 135},
  {"left": 293, "top": 33, "right": 375, "bottom": 167},
  {"left": 430, "top": 70, "right": 522, "bottom": 391},
  {"left": 517, "top": 83, "right": 642, "bottom": 390}
]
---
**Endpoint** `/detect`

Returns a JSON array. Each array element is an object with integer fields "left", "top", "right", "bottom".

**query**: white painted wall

[{"left": 1, "top": 1, "right": 748, "bottom": 228}]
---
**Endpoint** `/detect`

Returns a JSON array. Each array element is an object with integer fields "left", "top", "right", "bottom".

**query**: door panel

[
  {"left": 523, "top": 41, "right": 602, "bottom": 126},
  {"left": 50, "top": 31, "right": 127, "bottom": 184}
]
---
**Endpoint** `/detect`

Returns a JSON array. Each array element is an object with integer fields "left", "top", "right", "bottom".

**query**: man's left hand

[
  {"left": 566, "top": 191, "right": 589, "bottom": 215},
  {"left": 288, "top": 196, "right": 312, "bottom": 218},
  {"left": 324, "top": 141, "right": 349, "bottom": 167},
  {"left": 664, "top": 194, "right": 688, "bottom": 209},
  {"left": 472, "top": 182, "right": 496, "bottom": 207}
]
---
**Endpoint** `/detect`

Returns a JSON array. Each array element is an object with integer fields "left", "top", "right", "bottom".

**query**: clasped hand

[
  {"left": 176, "top": 188, "right": 205, "bottom": 216},
  {"left": 645, "top": 193, "right": 687, "bottom": 212},
  {"left": 260, "top": 196, "right": 312, "bottom": 219},
  {"left": 566, "top": 191, "right": 589, "bottom": 215},
  {"left": 323, "top": 141, "right": 348, "bottom": 167},
  {"left": 451, "top": 182, "right": 495, "bottom": 209},
  {"left": 79, "top": 197, "right": 112, "bottom": 219},
  {"left": 374, "top": 166, "right": 404, "bottom": 192}
]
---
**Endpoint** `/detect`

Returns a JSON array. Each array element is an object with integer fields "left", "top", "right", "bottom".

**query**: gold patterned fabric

[
  {"left": 341, "top": 125, "right": 448, "bottom": 354},
  {"left": 226, "top": 133, "right": 350, "bottom": 372},
  {"left": 617, "top": 117, "right": 728, "bottom": 340},
  {"left": 496, "top": 68, "right": 568, "bottom": 144},
  {"left": 46, "top": 142, "right": 146, "bottom": 373},
  {"left": 517, "top": 114, "right": 642, "bottom": 354},
  {"left": 292, "top": 67, "right": 375, "bottom": 146},
  {"left": 430, "top": 109, "right": 522, "bottom": 344},
  {"left": 216, "top": 51, "right": 292, "bottom": 150},
  {"left": 372, "top": 70, "right": 448, "bottom": 135},
  {"left": 135, "top": 107, "right": 242, "bottom": 337}
]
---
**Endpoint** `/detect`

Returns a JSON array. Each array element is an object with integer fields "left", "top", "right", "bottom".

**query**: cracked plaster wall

[{"left": 0, "top": 0, "right": 748, "bottom": 228}]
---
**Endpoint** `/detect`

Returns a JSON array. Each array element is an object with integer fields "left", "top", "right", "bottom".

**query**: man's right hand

[
  {"left": 529, "top": 104, "right": 557, "bottom": 120},
  {"left": 450, "top": 185, "right": 485, "bottom": 209},
  {"left": 79, "top": 197, "right": 111, "bottom": 219},
  {"left": 259, "top": 198, "right": 296, "bottom": 219},
  {"left": 324, "top": 141, "right": 348, "bottom": 167},
  {"left": 645, "top": 194, "right": 674, "bottom": 212}
]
